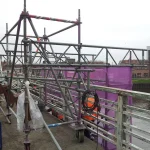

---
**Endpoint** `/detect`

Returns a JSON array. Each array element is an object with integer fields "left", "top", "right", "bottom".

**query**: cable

[
  {"left": 82, "top": 90, "right": 100, "bottom": 113},
  {"left": 82, "top": 90, "right": 101, "bottom": 149}
]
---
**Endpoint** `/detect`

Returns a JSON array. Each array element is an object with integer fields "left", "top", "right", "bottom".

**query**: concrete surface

[{"left": 0, "top": 106, "right": 103, "bottom": 150}]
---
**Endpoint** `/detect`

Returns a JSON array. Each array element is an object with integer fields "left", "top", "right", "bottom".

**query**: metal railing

[
  {"left": 41, "top": 81, "right": 150, "bottom": 150},
  {"left": 1, "top": 71, "right": 150, "bottom": 150},
  {"left": 85, "top": 84, "right": 150, "bottom": 150}
]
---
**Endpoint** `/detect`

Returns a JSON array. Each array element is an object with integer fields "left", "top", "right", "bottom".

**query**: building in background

[{"left": 120, "top": 59, "right": 149, "bottom": 78}]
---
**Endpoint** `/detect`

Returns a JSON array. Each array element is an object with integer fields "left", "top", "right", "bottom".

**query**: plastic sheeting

[{"left": 17, "top": 81, "right": 44, "bottom": 132}]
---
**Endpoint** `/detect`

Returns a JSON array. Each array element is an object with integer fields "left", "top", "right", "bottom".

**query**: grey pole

[
  {"left": 6, "top": 23, "right": 9, "bottom": 76},
  {"left": 77, "top": 9, "right": 82, "bottom": 127},
  {"left": 23, "top": 0, "right": 31, "bottom": 149}
]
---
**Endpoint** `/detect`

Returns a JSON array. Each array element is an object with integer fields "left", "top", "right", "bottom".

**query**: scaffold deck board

[{"left": 1, "top": 108, "right": 103, "bottom": 150}]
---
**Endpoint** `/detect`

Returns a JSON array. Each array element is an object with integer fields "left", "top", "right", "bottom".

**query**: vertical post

[
  {"left": 24, "top": 0, "right": 28, "bottom": 129},
  {"left": 147, "top": 47, "right": 150, "bottom": 77},
  {"left": 62, "top": 87, "right": 68, "bottom": 121},
  {"left": 77, "top": 9, "right": 81, "bottom": 125},
  {"left": 24, "top": 0, "right": 26, "bottom": 12},
  {"left": 23, "top": 0, "right": 30, "bottom": 149},
  {"left": 129, "top": 50, "right": 132, "bottom": 64},
  {"left": 24, "top": 9, "right": 29, "bottom": 129},
  {"left": 116, "top": 95, "right": 127, "bottom": 150},
  {"left": 38, "top": 86, "right": 44, "bottom": 112},
  {"left": 106, "top": 48, "right": 108, "bottom": 65},
  {"left": 6, "top": 23, "right": 9, "bottom": 76},
  {"left": 124, "top": 96, "right": 131, "bottom": 149},
  {"left": 39, "top": 87, "right": 42, "bottom": 100},
  {"left": 17, "top": 78, "right": 20, "bottom": 93},
  {"left": 7, "top": 24, "right": 11, "bottom": 68},
  {"left": 44, "top": 28, "right": 46, "bottom": 37},
  {"left": 92, "top": 55, "right": 94, "bottom": 63},
  {"left": 142, "top": 50, "right": 144, "bottom": 65},
  {"left": 29, "top": 42, "right": 32, "bottom": 65},
  {"left": 0, "top": 56, "right": 2, "bottom": 77},
  {"left": 103, "top": 48, "right": 109, "bottom": 149},
  {"left": 87, "top": 71, "right": 90, "bottom": 90},
  {"left": 43, "top": 28, "right": 47, "bottom": 105}
]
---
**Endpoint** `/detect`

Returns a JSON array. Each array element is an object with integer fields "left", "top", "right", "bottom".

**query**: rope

[{"left": 82, "top": 90, "right": 100, "bottom": 113}]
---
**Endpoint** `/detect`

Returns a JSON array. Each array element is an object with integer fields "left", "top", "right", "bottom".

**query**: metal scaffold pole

[
  {"left": 23, "top": 0, "right": 31, "bottom": 149},
  {"left": 6, "top": 23, "right": 9, "bottom": 76},
  {"left": 75, "top": 9, "right": 85, "bottom": 143},
  {"left": 77, "top": 9, "right": 81, "bottom": 125}
]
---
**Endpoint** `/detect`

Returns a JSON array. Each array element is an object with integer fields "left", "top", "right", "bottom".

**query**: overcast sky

[{"left": 0, "top": 0, "right": 150, "bottom": 63}]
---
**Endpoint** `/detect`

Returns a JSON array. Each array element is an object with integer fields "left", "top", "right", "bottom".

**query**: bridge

[{"left": 0, "top": 0, "right": 150, "bottom": 150}]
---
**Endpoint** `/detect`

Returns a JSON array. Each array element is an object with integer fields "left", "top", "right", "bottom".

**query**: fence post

[{"left": 116, "top": 94, "right": 126, "bottom": 150}]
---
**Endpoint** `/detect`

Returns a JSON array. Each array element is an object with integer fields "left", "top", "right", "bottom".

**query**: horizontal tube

[
  {"left": 77, "top": 83, "right": 150, "bottom": 101},
  {"left": 29, "top": 14, "right": 79, "bottom": 24},
  {"left": 32, "top": 68, "right": 95, "bottom": 72},
  {"left": 36, "top": 89, "right": 116, "bottom": 123},
  {"left": 0, "top": 42, "right": 23, "bottom": 45},
  {"left": 83, "top": 119, "right": 116, "bottom": 139},
  {"left": 87, "top": 127, "right": 116, "bottom": 145},
  {"left": 46, "top": 101, "right": 116, "bottom": 143},
  {"left": 123, "top": 111, "right": 150, "bottom": 122},
  {"left": 122, "top": 140, "right": 143, "bottom": 150},
  {"left": 47, "top": 120, "right": 77, "bottom": 128},
  {"left": 124, "top": 123, "right": 150, "bottom": 136},
  {"left": 100, "top": 104, "right": 116, "bottom": 111},
  {"left": 32, "top": 84, "right": 117, "bottom": 122},
  {"left": 100, "top": 98, "right": 118, "bottom": 105},
  {"left": 2, "top": 76, "right": 81, "bottom": 83},
  {"left": 9, "top": 63, "right": 148, "bottom": 68},
  {"left": 8, "top": 34, "right": 43, "bottom": 39},
  {"left": 5, "top": 50, "right": 96, "bottom": 56},
  {"left": 124, "top": 129, "right": 150, "bottom": 144},
  {"left": 46, "top": 97, "right": 116, "bottom": 128},
  {"left": 125, "top": 105, "right": 150, "bottom": 114},
  {"left": 23, "top": 39, "right": 147, "bottom": 51}
]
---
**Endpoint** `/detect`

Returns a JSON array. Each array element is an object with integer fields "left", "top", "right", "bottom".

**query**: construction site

[{"left": 0, "top": 0, "right": 150, "bottom": 150}]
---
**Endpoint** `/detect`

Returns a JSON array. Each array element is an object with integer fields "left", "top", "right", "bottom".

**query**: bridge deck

[{"left": 1, "top": 107, "right": 103, "bottom": 150}]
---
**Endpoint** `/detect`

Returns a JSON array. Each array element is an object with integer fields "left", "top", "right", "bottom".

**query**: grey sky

[{"left": 0, "top": 0, "right": 150, "bottom": 63}]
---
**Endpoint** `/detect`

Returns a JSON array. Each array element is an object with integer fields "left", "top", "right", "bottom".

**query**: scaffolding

[{"left": 0, "top": 0, "right": 150, "bottom": 150}]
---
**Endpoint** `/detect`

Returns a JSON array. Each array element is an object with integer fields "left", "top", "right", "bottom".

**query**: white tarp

[{"left": 17, "top": 81, "right": 44, "bottom": 132}]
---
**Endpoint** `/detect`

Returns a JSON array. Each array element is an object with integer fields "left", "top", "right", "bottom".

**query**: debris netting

[
  {"left": 65, "top": 67, "right": 132, "bottom": 150},
  {"left": 41, "top": 67, "right": 132, "bottom": 150}
]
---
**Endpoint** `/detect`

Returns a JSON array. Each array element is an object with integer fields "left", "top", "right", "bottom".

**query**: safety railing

[
  {"left": 1, "top": 72, "right": 150, "bottom": 150},
  {"left": 87, "top": 84, "right": 150, "bottom": 150},
  {"left": 39, "top": 81, "right": 150, "bottom": 150}
]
